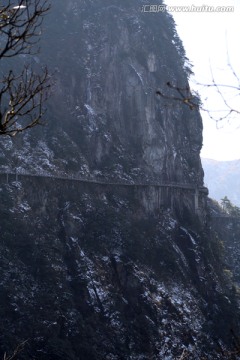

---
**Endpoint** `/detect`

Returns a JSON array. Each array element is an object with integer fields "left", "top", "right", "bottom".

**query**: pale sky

[{"left": 164, "top": 0, "right": 240, "bottom": 160}]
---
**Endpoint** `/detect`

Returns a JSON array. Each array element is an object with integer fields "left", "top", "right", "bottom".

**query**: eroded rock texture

[
  {"left": 0, "top": 0, "right": 203, "bottom": 184},
  {"left": 0, "top": 1, "right": 239, "bottom": 359}
]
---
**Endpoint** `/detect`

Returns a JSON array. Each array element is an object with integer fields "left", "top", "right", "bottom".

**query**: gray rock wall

[
  {"left": 0, "top": 1, "right": 238, "bottom": 359},
  {"left": 1, "top": 0, "right": 203, "bottom": 186}
]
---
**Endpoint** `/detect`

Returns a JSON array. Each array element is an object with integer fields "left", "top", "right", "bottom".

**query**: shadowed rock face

[
  {"left": 1, "top": 0, "right": 203, "bottom": 185},
  {"left": 0, "top": 176, "right": 238, "bottom": 359},
  {"left": 0, "top": 1, "right": 238, "bottom": 359},
  {"left": 208, "top": 199, "right": 240, "bottom": 286}
]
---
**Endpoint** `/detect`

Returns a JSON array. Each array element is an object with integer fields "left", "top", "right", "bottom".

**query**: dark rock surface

[
  {"left": 208, "top": 198, "right": 240, "bottom": 287},
  {"left": 0, "top": 0, "right": 203, "bottom": 185},
  {"left": 0, "top": 176, "right": 238, "bottom": 359},
  {"left": 0, "top": 1, "right": 239, "bottom": 359}
]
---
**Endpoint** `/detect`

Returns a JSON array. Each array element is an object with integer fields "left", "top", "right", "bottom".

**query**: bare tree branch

[
  {"left": 156, "top": 81, "right": 200, "bottom": 111},
  {"left": 156, "top": 79, "right": 240, "bottom": 124},
  {"left": 0, "top": 65, "right": 51, "bottom": 136},
  {"left": 0, "top": 0, "right": 51, "bottom": 136},
  {"left": 156, "top": 51, "right": 240, "bottom": 126},
  {"left": 0, "top": 0, "right": 50, "bottom": 58},
  {"left": 3, "top": 340, "right": 28, "bottom": 360}
]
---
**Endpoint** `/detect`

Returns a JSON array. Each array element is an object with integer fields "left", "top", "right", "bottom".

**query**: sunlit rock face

[{"left": 0, "top": 1, "right": 239, "bottom": 359}]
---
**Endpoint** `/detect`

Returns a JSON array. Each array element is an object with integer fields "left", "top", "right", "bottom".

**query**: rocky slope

[
  {"left": 0, "top": 175, "right": 238, "bottom": 359},
  {"left": 208, "top": 198, "right": 240, "bottom": 287},
  {"left": 0, "top": 1, "right": 239, "bottom": 359}
]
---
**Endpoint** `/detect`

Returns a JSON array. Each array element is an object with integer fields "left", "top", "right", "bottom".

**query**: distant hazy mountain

[{"left": 202, "top": 158, "right": 240, "bottom": 206}]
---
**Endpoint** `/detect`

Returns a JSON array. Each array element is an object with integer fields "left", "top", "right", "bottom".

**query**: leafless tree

[
  {"left": 156, "top": 82, "right": 199, "bottom": 111},
  {"left": 156, "top": 58, "right": 240, "bottom": 126},
  {"left": 0, "top": 0, "right": 51, "bottom": 136},
  {"left": 195, "top": 58, "right": 240, "bottom": 124}
]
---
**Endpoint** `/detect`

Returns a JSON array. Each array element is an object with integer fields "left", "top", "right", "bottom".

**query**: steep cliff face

[
  {"left": 0, "top": 0, "right": 203, "bottom": 185},
  {"left": 0, "top": 175, "right": 238, "bottom": 359},
  {"left": 0, "top": 1, "right": 238, "bottom": 359}
]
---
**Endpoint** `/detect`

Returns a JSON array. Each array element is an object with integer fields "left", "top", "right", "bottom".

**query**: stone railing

[{"left": 0, "top": 169, "right": 208, "bottom": 194}]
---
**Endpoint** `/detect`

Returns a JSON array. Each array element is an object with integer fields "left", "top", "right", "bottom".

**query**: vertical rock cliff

[
  {"left": 1, "top": 0, "right": 203, "bottom": 185},
  {"left": 0, "top": 1, "right": 239, "bottom": 359}
]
